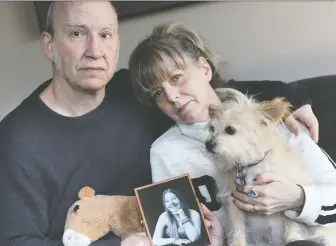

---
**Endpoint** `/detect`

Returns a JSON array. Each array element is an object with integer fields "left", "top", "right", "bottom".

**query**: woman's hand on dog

[
  {"left": 285, "top": 104, "right": 319, "bottom": 143},
  {"left": 231, "top": 172, "right": 305, "bottom": 215}
]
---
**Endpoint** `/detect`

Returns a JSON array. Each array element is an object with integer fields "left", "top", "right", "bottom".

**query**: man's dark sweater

[{"left": 0, "top": 69, "right": 310, "bottom": 246}]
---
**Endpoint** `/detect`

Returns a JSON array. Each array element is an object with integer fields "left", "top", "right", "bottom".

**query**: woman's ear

[{"left": 198, "top": 57, "right": 212, "bottom": 83}]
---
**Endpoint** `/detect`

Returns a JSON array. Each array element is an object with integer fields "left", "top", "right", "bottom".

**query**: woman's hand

[
  {"left": 200, "top": 203, "right": 225, "bottom": 246},
  {"left": 173, "top": 208, "right": 187, "bottom": 221},
  {"left": 174, "top": 239, "right": 191, "bottom": 245},
  {"left": 231, "top": 173, "right": 305, "bottom": 215},
  {"left": 285, "top": 104, "right": 319, "bottom": 143}
]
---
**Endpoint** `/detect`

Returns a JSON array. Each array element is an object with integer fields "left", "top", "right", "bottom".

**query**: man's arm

[
  {"left": 226, "top": 79, "right": 312, "bottom": 111},
  {"left": 0, "top": 157, "right": 120, "bottom": 246}
]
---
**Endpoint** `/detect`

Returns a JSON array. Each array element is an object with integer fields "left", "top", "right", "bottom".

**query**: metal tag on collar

[{"left": 236, "top": 166, "right": 246, "bottom": 185}]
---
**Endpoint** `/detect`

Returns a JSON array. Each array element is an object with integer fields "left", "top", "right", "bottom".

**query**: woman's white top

[{"left": 150, "top": 121, "right": 336, "bottom": 230}]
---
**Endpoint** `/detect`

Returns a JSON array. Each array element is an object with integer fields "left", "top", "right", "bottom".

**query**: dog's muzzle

[{"left": 205, "top": 139, "right": 216, "bottom": 153}]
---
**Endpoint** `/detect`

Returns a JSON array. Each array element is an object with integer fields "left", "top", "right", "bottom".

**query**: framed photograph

[{"left": 134, "top": 174, "right": 212, "bottom": 246}]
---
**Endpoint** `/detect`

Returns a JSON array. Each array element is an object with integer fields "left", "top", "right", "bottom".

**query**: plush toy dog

[{"left": 62, "top": 186, "right": 145, "bottom": 246}]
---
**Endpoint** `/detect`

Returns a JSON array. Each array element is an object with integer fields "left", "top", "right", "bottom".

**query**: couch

[{"left": 292, "top": 75, "right": 336, "bottom": 162}]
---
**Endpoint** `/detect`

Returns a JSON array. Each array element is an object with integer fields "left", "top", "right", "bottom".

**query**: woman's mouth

[{"left": 177, "top": 101, "right": 192, "bottom": 115}]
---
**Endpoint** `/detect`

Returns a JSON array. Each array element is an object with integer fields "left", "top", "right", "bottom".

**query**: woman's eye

[
  {"left": 151, "top": 89, "right": 163, "bottom": 100},
  {"left": 171, "top": 74, "right": 181, "bottom": 82}
]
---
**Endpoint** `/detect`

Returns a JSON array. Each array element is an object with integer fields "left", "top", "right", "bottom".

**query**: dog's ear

[
  {"left": 214, "top": 88, "right": 250, "bottom": 105},
  {"left": 258, "top": 97, "right": 292, "bottom": 123},
  {"left": 209, "top": 104, "right": 218, "bottom": 118}
]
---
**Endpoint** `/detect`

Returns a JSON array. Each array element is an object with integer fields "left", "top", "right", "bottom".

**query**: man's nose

[{"left": 86, "top": 35, "right": 103, "bottom": 58}]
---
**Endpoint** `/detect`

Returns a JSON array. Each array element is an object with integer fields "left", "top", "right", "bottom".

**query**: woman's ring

[{"left": 247, "top": 187, "right": 259, "bottom": 198}]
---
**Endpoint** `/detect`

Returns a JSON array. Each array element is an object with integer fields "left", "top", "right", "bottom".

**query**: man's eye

[
  {"left": 101, "top": 32, "right": 111, "bottom": 39},
  {"left": 70, "top": 30, "right": 83, "bottom": 37}
]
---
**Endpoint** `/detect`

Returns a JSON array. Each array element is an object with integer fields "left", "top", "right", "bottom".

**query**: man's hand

[
  {"left": 121, "top": 232, "right": 151, "bottom": 246},
  {"left": 285, "top": 104, "right": 319, "bottom": 143}
]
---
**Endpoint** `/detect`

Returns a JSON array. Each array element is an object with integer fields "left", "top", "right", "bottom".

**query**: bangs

[{"left": 130, "top": 41, "right": 189, "bottom": 103}]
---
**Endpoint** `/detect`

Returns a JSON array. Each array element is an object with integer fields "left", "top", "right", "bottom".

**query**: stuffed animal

[{"left": 62, "top": 186, "right": 145, "bottom": 246}]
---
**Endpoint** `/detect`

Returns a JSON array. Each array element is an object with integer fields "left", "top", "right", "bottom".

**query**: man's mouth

[{"left": 80, "top": 67, "right": 105, "bottom": 71}]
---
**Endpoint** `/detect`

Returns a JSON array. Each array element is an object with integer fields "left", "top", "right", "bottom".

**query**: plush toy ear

[
  {"left": 78, "top": 186, "right": 95, "bottom": 199},
  {"left": 258, "top": 97, "right": 292, "bottom": 123}
]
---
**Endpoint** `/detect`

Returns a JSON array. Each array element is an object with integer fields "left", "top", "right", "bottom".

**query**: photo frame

[{"left": 134, "top": 174, "right": 212, "bottom": 246}]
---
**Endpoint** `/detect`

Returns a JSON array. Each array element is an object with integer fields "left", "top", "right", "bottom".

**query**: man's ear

[
  {"left": 78, "top": 186, "right": 95, "bottom": 199},
  {"left": 209, "top": 104, "right": 218, "bottom": 119},
  {"left": 41, "top": 31, "right": 53, "bottom": 62},
  {"left": 258, "top": 97, "right": 292, "bottom": 122},
  {"left": 198, "top": 57, "right": 212, "bottom": 83}
]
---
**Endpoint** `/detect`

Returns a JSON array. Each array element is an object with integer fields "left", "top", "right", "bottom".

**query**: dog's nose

[{"left": 205, "top": 139, "right": 216, "bottom": 152}]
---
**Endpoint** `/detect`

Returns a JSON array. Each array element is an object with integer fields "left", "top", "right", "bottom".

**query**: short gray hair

[{"left": 44, "top": 2, "right": 116, "bottom": 37}]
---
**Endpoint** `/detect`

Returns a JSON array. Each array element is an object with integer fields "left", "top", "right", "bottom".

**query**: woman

[
  {"left": 128, "top": 22, "right": 336, "bottom": 245},
  {"left": 153, "top": 189, "right": 201, "bottom": 245}
]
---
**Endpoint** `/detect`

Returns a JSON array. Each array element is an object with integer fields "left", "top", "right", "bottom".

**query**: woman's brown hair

[{"left": 129, "top": 21, "right": 226, "bottom": 106}]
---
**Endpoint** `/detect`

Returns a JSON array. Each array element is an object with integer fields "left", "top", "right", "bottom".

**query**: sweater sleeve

[
  {"left": 279, "top": 124, "right": 336, "bottom": 226},
  {"left": 0, "top": 157, "right": 121, "bottom": 246},
  {"left": 227, "top": 80, "right": 311, "bottom": 111}
]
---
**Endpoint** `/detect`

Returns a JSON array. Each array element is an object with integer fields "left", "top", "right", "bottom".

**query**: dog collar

[{"left": 235, "top": 150, "right": 270, "bottom": 185}]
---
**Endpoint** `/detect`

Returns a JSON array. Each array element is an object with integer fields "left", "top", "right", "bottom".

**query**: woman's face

[
  {"left": 164, "top": 192, "right": 181, "bottom": 214},
  {"left": 150, "top": 57, "right": 220, "bottom": 124}
]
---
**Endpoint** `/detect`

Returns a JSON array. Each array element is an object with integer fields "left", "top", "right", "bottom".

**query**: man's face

[{"left": 50, "top": 2, "right": 119, "bottom": 92}]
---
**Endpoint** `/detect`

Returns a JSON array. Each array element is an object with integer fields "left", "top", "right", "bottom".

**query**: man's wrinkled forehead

[{"left": 53, "top": 1, "right": 118, "bottom": 32}]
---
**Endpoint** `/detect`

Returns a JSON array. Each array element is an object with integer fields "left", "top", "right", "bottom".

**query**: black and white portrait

[{"left": 135, "top": 174, "right": 211, "bottom": 246}]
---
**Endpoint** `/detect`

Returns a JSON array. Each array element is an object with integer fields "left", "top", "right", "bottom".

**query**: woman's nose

[{"left": 164, "top": 85, "right": 180, "bottom": 102}]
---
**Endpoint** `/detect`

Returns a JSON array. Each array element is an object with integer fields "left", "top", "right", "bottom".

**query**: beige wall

[
  {"left": 0, "top": 2, "right": 51, "bottom": 120},
  {"left": 118, "top": 1, "right": 336, "bottom": 82},
  {"left": 0, "top": 1, "right": 335, "bottom": 120}
]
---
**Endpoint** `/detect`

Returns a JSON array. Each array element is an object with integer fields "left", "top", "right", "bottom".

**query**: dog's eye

[
  {"left": 225, "top": 126, "right": 236, "bottom": 135},
  {"left": 209, "top": 125, "right": 215, "bottom": 133}
]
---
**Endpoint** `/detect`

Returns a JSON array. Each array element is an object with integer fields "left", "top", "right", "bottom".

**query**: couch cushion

[{"left": 292, "top": 75, "right": 336, "bottom": 161}]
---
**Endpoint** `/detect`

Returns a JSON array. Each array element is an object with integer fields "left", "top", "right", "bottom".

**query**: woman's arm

[
  {"left": 178, "top": 209, "right": 201, "bottom": 242},
  {"left": 282, "top": 123, "right": 336, "bottom": 226},
  {"left": 152, "top": 213, "right": 175, "bottom": 246}
]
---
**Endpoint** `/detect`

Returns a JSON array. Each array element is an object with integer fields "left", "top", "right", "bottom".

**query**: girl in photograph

[{"left": 153, "top": 189, "right": 201, "bottom": 246}]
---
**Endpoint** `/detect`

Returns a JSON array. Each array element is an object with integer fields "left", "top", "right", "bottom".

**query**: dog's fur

[{"left": 205, "top": 88, "right": 335, "bottom": 246}]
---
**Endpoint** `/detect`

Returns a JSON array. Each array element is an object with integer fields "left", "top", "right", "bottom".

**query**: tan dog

[
  {"left": 205, "top": 88, "right": 335, "bottom": 246},
  {"left": 62, "top": 186, "right": 145, "bottom": 246}
]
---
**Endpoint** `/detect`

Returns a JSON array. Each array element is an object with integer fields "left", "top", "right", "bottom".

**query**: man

[{"left": 0, "top": 2, "right": 319, "bottom": 246}]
